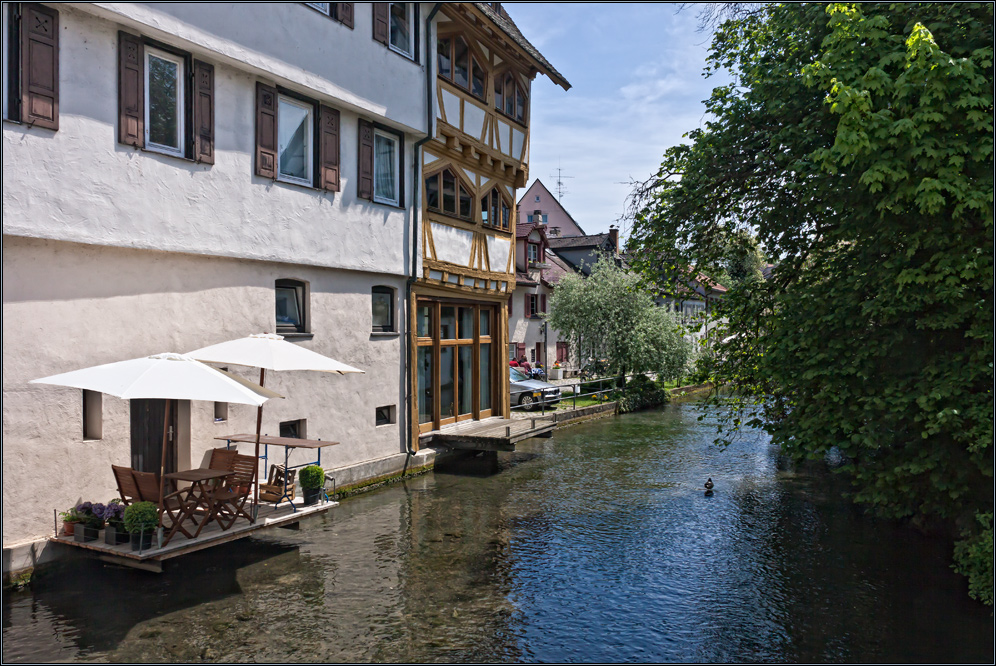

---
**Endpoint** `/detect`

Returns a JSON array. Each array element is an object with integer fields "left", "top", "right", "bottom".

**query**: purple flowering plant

[
  {"left": 98, "top": 501, "right": 126, "bottom": 527},
  {"left": 75, "top": 501, "right": 106, "bottom": 528}
]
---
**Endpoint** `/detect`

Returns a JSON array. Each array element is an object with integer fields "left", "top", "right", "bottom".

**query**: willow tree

[
  {"left": 628, "top": 3, "right": 993, "bottom": 603},
  {"left": 546, "top": 257, "right": 693, "bottom": 383}
]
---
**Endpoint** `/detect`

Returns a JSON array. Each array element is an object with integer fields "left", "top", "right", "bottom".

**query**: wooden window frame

[
  {"left": 416, "top": 299, "right": 497, "bottom": 432},
  {"left": 425, "top": 167, "right": 473, "bottom": 221},
  {"left": 527, "top": 243, "right": 539, "bottom": 263},
  {"left": 494, "top": 70, "right": 527, "bottom": 126},
  {"left": 481, "top": 187, "right": 511, "bottom": 231},
  {"left": 437, "top": 34, "right": 486, "bottom": 101}
]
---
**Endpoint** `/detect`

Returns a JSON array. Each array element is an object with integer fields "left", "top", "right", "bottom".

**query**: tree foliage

[
  {"left": 627, "top": 3, "right": 993, "bottom": 602},
  {"left": 547, "top": 257, "right": 694, "bottom": 382}
]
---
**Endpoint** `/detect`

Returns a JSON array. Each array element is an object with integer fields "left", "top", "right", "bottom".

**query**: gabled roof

[
  {"left": 547, "top": 233, "right": 611, "bottom": 250},
  {"left": 542, "top": 249, "right": 572, "bottom": 286},
  {"left": 516, "top": 221, "right": 544, "bottom": 240},
  {"left": 517, "top": 179, "right": 588, "bottom": 236},
  {"left": 472, "top": 4, "right": 571, "bottom": 91}
]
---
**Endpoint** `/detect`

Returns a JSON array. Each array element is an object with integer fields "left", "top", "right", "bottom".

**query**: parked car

[{"left": 510, "top": 367, "right": 561, "bottom": 410}]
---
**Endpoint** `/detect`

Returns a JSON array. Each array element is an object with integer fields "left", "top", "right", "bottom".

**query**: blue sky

[{"left": 505, "top": 3, "right": 729, "bottom": 237}]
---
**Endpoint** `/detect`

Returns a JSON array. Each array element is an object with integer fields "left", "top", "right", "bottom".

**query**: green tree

[
  {"left": 547, "top": 257, "right": 694, "bottom": 383},
  {"left": 628, "top": 3, "right": 993, "bottom": 603}
]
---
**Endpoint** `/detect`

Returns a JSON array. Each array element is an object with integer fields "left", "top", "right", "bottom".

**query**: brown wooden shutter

[
  {"left": 541, "top": 293, "right": 547, "bottom": 313},
  {"left": 20, "top": 3, "right": 59, "bottom": 130},
  {"left": 192, "top": 60, "right": 215, "bottom": 164},
  {"left": 357, "top": 119, "right": 374, "bottom": 200},
  {"left": 372, "top": 3, "right": 389, "bottom": 45},
  {"left": 336, "top": 3, "right": 354, "bottom": 28},
  {"left": 508, "top": 296, "right": 512, "bottom": 316},
  {"left": 118, "top": 31, "right": 144, "bottom": 147},
  {"left": 255, "top": 82, "right": 278, "bottom": 179},
  {"left": 516, "top": 343, "right": 525, "bottom": 359},
  {"left": 318, "top": 105, "right": 341, "bottom": 192}
]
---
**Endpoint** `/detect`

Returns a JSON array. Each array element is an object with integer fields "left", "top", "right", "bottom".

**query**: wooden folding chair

[
  {"left": 133, "top": 470, "right": 190, "bottom": 537},
  {"left": 112, "top": 464, "right": 141, "bottom": 505},
  {"left": 208, "top": 447, "right": 238, "bottom": 472},
  {"left": 207, "top": 453, "right": 257, "bottom": 529}
]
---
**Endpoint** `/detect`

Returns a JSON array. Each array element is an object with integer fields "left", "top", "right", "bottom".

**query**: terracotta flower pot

[{"left": 62, "top": 521, "right": 77, "bottom": 537}]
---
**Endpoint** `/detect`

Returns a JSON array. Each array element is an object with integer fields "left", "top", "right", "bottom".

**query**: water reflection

[{"left": 3, "top": 404, "right": 993, "bottom": 663}]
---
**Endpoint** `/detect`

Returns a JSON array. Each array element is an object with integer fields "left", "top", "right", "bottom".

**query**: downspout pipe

[{"left": 404, "top": 2, "right": 443, "bottom": 473}]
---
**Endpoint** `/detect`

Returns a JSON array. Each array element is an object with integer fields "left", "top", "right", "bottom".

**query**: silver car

[{"left": 510, "top": 366, "right": 561, "bottom": 409}]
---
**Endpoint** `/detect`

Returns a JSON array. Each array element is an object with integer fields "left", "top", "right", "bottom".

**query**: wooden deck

[
  {"left": 421, "top": 416, "right": 555, "bottom": 451},
  {"left": 48, "top": 500, "right": 335, "bottom": 572}
]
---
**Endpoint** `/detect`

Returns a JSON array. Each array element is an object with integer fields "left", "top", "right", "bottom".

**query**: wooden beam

[{"left": 99, "top": 554, "right": 163, "bottom": 573}]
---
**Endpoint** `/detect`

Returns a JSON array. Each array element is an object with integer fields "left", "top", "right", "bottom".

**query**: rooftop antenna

[{"left": 550, "top": 163, "right": 574, "bottom": 203}]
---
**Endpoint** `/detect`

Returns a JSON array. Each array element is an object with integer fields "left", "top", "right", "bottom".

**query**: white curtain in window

[{"left": 374, "top": 134, "right": 396, "bottom": 202}]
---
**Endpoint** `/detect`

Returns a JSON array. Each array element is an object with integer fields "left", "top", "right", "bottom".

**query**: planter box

[
  {"left": 130, "top": 531, "right": 154, "bottom": 551},
  {"left": 301, "top": 487, "right": 322, "bottom": 506},
  {"left": 74, "top": 525, "right": 100, "bottom": 543},
  {"left": 548, "top": 368, "right": 563, "bottom": 380},
  {"left": 104, "top": 524, "right": 130, "bottom": 546}
]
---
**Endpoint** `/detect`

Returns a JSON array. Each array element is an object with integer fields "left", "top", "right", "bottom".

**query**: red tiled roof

[{"left": 542, "top": 250, "right": 572, "bottom": 286}]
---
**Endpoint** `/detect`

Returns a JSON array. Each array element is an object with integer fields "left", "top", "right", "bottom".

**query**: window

[
  {"left": 280, "top": 419, "right": 306, "bottom": 439},
  {"left": 119, "top": 32, "right": 215, "bottom": 163},
  {"left": 276, "top": 279, "right": 308, "bottom": 334},
  {"left": 145, "top": 47, "right": 185, "bottom": 157},
  {"left": 373, "top": 129, "right": 399, "bottom": 205},
  {"left": 527, "top": 294, "right": 539, "bottom": 318},
  {"left": 372, "top": 286, "right": 395, "bottom": 332},
  {"left": 277, "top": 95, "right": 313, "bottom": 185},
  {"left": 534, "top": 195, "right": 540, "bottom": 203},
  {"left": 389, "top": 3, "right": 412, "bottom": 56},
  {"left": 481, "top": 188, "right": 510, "bottom": 231},
  {"left": 527, "top": 243, "right": 539, "bottom": 263},
  {"left": 437, "top": 36, "right": 486, "bottom": 100},
  {"left": 83, "top": 390, "right": 102, "bottom": 440},
  {"left": 495, "top": 71, "right": 527, "bottom": 124},
  {"left": 3, "top": 3, "right": 59, "bottom": 129},
  {"left": 256, "top": 84, "right": 340, "bottom": 190},
  {"left": 425, "top": 168, "right": 472, "bottom": 220},
  {"left": 214, "top": 401, "right": 228, "bottom": 422},
  {"left": 305, "top": 1, "right": 353, "bottom": 25},
  {"left": 375, "top": 405, "right": 396, "bottom": 426}
]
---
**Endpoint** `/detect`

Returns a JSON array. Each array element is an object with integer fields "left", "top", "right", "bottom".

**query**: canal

[{"left": 3, "top": 403, "right": 993, "bottom": 662}]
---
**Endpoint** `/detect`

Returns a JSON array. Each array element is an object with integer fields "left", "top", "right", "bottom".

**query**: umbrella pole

[
  {"left": 253, "top": 368, "right": 265, "bottom": 521},
  {"left": 157, "top": 399, "right": 171, "bottom": 542}
]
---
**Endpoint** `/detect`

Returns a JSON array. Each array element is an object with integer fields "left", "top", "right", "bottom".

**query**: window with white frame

[
  {"left": 373, "top": 130, "right": 399, "bottom": 205},
  {"left": 389, "top": 3, "right": 412, "bottom": 56},
  {"left": 277, "top": 95, "right": 313, "bottom": 186},
  {"left": 145, "top": 47, "right": 186, "bottom": 157},
  {"left": 527, "top": 243, "right": 540, "bottom": 263}
]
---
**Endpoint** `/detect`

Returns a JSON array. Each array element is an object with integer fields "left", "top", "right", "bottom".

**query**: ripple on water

[{"left": 2, "top": 404, "right": 993, "bottom": 663}]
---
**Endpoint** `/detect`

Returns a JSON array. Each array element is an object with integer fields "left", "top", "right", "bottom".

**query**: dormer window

[
  {"left": 527, "top": 243, "right": 540, "bottom": 263},
  {"left": 426, "top": 168, "right": 472, "bottom": 220},
  {"left": 481, "top": 188, "right": 510, "bottom": 231},
  {"left": 495, "top": 72, "right": 527, "bottom": 124},
  {"left": 438, "top": 36, "right": 486, "bottom": 101}
]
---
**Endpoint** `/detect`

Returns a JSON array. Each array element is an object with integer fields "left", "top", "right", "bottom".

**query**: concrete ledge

[{"left": 3, "top": 538, "right": 64, "bottom": 586}]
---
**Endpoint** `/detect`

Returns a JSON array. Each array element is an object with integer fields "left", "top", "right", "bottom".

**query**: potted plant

[
  {"left": 123, "top": 501, "right": 159, "bottom": 551},
  {"left": 549, "top": 362, "right": 563, "bottom": 380},
  {"left": 101, "top": 500, "right": 129, "bottom": 545},
  {"left": 299, "top": 465, "right": 325, "bottom": 506},
  {"left": 59, "top": 506, "right": 82, "bottom": 537},
  {"left": 73, "top": 502, "right": 105, "bottom": 543}
]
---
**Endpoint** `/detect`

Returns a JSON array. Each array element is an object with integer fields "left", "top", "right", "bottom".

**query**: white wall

[
  {"left": 2, "top": 3, "right": 424, "bottom": 276},
  {"left": 1, "top": 236, "right": 408, "bottom": 546}
]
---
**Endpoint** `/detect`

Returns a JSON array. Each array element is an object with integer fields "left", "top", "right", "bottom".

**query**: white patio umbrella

[
  {"left": 31, "top": 353, "right": 283, "bottom": 530},
  {"left": 187, "top": 333, "right": 363, "bottom": 511}
]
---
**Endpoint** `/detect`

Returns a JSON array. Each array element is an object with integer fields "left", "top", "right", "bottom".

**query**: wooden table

[
  {"left": 162, "top": 468, "right": 233, "bottom": 545},
  {"left": 216, "top": 434, "right": 339, "bottom": 511}
]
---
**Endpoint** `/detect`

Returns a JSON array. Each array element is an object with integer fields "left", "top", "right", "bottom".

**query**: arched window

[
  {"left": 495, "top": 72, "right": 527, "bottom": 124},
  {"left": 437, "top": 36, "right": 486, "bottom": 101},
  {"left": 275, "top": 279, "right": 308, "bottom": 334},
  {"left": 481, "top": 187, "right": 511, "bottom": 231},
  {"left": 372, "top": 286, "right": 395, "bottom": 332},
  {"left": 425, "top": 168, "right": 473, "bottom": 220}
]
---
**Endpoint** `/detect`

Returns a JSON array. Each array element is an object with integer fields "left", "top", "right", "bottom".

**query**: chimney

[
  {"left": 534, "top": 209, "right": 544, "bottom": 224},
  {"left": 608, "top": 225, "right": 619, "bottom": 253},
  {"left": 549, "top": 226, "right": 561, "bottom": 237}
]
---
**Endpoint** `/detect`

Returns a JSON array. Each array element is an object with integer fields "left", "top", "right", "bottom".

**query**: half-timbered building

[{"left": 412, "top": 3, "right": 569, "bottom": 440}]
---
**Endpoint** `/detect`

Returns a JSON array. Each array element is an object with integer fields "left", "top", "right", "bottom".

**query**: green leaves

[{"left": 627, "top": 1, "right": 994, "bottom": 603}]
